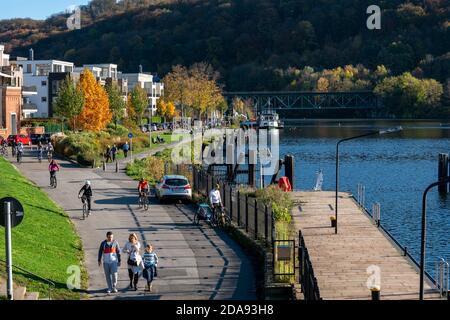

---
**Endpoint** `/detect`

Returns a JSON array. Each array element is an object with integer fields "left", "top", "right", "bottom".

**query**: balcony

[
  {"left": 22, "top": 86, "right": 38, "bottom": 96},
  {"left": 22, "top": 103, "right": 38, "bottom": 118}
]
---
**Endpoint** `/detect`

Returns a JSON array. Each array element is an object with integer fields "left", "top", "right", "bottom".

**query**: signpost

[
  {"left": 1, "top": 197, "right": 25, "bottom": 300},
  {"left": 128, "top": 132, "right": 133, "bottom": 162}
]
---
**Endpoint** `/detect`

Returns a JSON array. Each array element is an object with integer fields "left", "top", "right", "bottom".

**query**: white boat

[{"left": 258, "top": 110, "right": 284, "bottom": 129}]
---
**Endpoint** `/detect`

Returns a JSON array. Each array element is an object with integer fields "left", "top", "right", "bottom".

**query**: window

[
  {"left": 41, "top": 97, "right": 47, "bottom": 102},
  {"left": 52, "top": 80, "right": 62, "bottom": 94},
  {"left": 41, "top": 80, "right": 47, "bottom": 86},
  {"left": 53, "top": 64, "right": 62, "bottom": 73},
  {"left": 27, "top": 64, "right": 32, "bottom": 73}
]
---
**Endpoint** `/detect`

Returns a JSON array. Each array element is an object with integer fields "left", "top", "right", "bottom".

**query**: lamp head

[{"left": 379, "top": 126, "right": 403, "bottom": 135}]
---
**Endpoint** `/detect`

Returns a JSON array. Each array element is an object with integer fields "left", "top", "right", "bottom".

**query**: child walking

[{"left": 142, "top": 244, "right": 158, "bottom": 292}]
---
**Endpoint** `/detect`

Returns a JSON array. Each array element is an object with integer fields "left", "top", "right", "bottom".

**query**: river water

[{"left": 277, "top": 120, "right": 450, "bottom": 279}]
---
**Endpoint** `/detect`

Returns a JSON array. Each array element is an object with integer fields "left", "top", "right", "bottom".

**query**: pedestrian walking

[
  {"left": 111, "top": 144, "right": 117, "bottom": 162},
  {"left": 123, "top": 233, "right": 142, "bottom": 290},
  {"left": 142, "top": 244, "right": 158, "bottom": 292},
  {"left": 122, "top": 142, "right": 129, "bottom": 158},
  {"left": 105, "top": 145, "right": 111, "bottom": 163},
  {"left": 98, "top": 231, "right": 121, "bottom": 294}
]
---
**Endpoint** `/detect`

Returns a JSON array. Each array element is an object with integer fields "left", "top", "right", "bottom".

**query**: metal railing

[
  {"left": 435, "top": 257, "right": 449, "bottom": 298},
  {"left": 193, "top": 165, "right": 274, "bottom": 245},
  {"left": 372, "top": 202, "right": 381, "bottom": 227},
  {"left": 356, "top": 183, "right": 366, "bottom": 208},
  {"left": 351, "top": 185, "right": 441, "bottom": 293},
  {"left": 0, "top": 258, "right": 55, "bottom": 300},
  {"left": 298, "top": 231, "right": 321, "bottom": 300}
]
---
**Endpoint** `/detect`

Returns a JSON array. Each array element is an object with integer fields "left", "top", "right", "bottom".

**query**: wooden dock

[{"left": 291, "top": 191, "right": 443, "bottom": 300}]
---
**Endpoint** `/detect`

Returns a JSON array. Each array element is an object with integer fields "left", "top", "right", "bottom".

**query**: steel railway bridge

[{"left": 223, "top": 91, "right": 380, "bottom": 115}]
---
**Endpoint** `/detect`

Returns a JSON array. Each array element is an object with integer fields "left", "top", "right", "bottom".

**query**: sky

[{"left": 0, "top": 0, "right": 90, "bottom": 20}]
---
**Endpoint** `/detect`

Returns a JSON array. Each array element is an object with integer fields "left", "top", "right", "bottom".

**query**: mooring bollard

[
  {"left": 438, "top": 153, "right": 449, "bottom": 194},
  {"left": 284, "top": 154, "right": 295, "bottom": 190},
  {"left": 371, "top": 287, "right": 381, "bottom": 300},
  {"left": 115, "top": 161, "right": 119, "bottom": 173},
  {"left": 102, "top": 161, "right": 106, "bottom": 171}
]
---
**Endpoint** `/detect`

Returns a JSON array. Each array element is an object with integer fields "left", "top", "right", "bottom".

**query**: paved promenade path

[
  {"left": 292, "top": 191, "right": 443, "bottom": 300},
  {"left": 8, "top": 145, "right": 256, "bottom": 300}
]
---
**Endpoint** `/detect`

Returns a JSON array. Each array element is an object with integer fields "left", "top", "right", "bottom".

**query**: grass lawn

[{"left": 0, "top": 157, "right": 87, "bottom": 299}]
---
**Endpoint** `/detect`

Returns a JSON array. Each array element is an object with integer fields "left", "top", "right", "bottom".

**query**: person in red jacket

[{"left": 138, "top": 178, "right": 149, "bottom": 197}]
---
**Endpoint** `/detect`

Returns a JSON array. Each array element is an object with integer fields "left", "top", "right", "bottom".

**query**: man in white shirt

[{"left": 209, "top": 184, "right": 222, "bottom": 213}]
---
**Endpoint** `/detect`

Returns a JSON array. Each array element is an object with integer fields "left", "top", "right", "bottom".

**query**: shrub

[
  {"left": 145, "top": 157, "right": 165, "bottom": 184},
  {"left": 272, "top": 202, "right": 292, "bottom": 223},
  {"left": 106, "top": 123, "right": 128, "bottom": 137},
  {"left": 255, "top": 185, "right": 293, "bottom": 222}
]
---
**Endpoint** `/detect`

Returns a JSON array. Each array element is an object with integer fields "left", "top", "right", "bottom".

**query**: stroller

[{"left": 193, "top": 204, "right": 214, "bottom": 226}]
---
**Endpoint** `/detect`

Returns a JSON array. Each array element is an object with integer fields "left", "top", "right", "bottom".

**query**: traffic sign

[
  {"left": 128, "top": 133, "right": 134, "bottom": 139},
  {"left": 0, "top": 197, "right": 24, "bottom": 228}
]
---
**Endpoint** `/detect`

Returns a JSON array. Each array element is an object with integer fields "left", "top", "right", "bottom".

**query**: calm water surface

[{"left": 278, "top": 120, "right": 450, "bottom": 279}]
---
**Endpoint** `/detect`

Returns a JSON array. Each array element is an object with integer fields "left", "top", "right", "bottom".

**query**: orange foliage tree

[{"left": 76, "top": 69, "right": 112, "bottom": 131}]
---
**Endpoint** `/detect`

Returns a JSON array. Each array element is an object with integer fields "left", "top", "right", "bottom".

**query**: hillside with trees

[{"left": 1, "top": 0, "right": 449, "bottom": 116}]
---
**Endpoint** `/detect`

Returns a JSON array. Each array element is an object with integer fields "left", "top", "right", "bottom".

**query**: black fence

[
  {"left": 193, "top": 165, "right": 274, "bottom": 245},
  {"left": 298, "top": 230, "right": 321, "bottom": 300}
]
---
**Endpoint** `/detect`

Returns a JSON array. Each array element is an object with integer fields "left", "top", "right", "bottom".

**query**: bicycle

[
  {"left": 50, "top": 173, "right": 57, "bottom": 188},
  {"left": 80, "top": 195, "right": 88, "bottom": 220},
  {"left": 0, "top": 145, "right": 7, "bottom": 157},
  {"left": 138, "top": 191, "right": 149, "bottom": 211},
  {"left": 16, "top": 151, "right": 23, "bottom": 164},
  {"left": 213, "top": 205, "right": 231, "bottom": 229}
]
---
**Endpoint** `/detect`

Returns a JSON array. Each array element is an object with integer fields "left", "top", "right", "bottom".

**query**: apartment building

[
  {"left": 0, "top": 45, "right": 25, "bottom": 136},
  {"left": 76, "top": 63, "right": 128, "bottom": 98},
  {"left": 119, "top": 68, "right": 164, "bottom": 116},
  {"left": 13, "top": 50, "right": 75, "bottom": 118}
]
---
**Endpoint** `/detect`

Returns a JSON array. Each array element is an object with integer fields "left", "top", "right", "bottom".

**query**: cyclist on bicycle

[
  {"left": 138, "top": 178, "right": 149, "bottom": 199},
  {"left": 48, "top": 159, "right": 60, "bottom": 185},
  {"left": 47, "top": 141, "right": 54, "bottom": 158},
  {"left": 78, "top": 180, "right": 93, "bottom": 215},
  {"left": 37, "top": 141, "right": 43, "bottom": 161},
  {"left": 16, "top": 142, "right": 24, "bottom": 162},
  {"left": 209, "top": 184, "right": 223, "bottom": 215}
]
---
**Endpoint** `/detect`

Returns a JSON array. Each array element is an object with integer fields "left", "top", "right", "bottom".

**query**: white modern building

[
  {"left": 0, "top": 45, "right": 10, "bottom": 67},
  {"left": 13, "top": 51, "right": 75, "bottom": 118},
  {"left": 119, "top": 70, "right": 164, "bottom": 116}
]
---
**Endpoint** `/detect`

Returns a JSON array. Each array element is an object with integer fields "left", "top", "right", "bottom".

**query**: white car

[{"left": 155, "top": 175, "right": 192, "bottom": 203}]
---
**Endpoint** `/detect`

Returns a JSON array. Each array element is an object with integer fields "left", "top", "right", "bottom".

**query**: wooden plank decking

[{"left": 291, "top": 191, "right": 443, "bottom": 300}]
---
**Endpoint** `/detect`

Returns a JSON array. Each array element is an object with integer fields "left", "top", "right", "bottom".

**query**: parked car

[
  {"left": 7, "top": 134, "right": 31, "bottom": 146},
  {"left": 30, "top": 133, "right": 43, "bottom": 145},
  {"left": 155, "top": 175, "right": 192, "bottom": 203}
]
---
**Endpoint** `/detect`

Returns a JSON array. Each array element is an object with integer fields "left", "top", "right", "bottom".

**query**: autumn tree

[
  {"left": 76, "top": 69, "right": 112, "bottom": 132},
  {"left": 157, "top": 99, "right": 176, "bottom": 121},
  {"left": 163, "top": 63, "right": 225, "bottom": 120},
  {"left": 105, "top": 82, "right": 126, "bottom": 128},
  {"left": 54, "top": 75, "right": 84, "bottom": 132}
]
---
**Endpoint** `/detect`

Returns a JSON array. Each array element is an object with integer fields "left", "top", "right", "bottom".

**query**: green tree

[
  {"left": 105, "top": 82, "right": 125, "bottom": 128},
  {"left": 129, "top": 85, "right": 148, "bottom": 125},
  {"left": 374, "top": 72, "right": 443, "bottom": 117},
  {"left": 54, "top": 76, "right": 85, "bottom": 132}
]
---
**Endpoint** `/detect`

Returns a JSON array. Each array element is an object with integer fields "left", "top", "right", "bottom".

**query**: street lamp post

[
  {"left": 335, "top": 127, "right": 402, "bottom": 234},
  {"left": 419, "top": 177, "right": 450, "bottom": 300}
]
